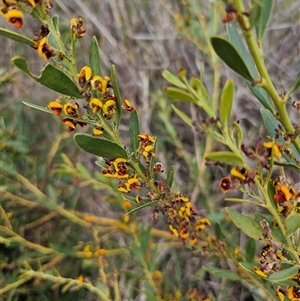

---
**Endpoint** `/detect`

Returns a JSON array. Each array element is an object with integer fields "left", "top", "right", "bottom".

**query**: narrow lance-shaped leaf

[
  {"left": 0, "top": 27, "right": 35, "bottom": 46},
  {"left": 190, "top": 77, "right": 212, "bottom": 110},
  {"left": 162, "top": 70, "right": 186, "bottom": 89},
  {"left": 204, "top": 152, "right": 244, "bottom": 165},
  {"left": 110, "top": 65, "right": 122, "bottom": 130},
  {"left": 233, "top": 121, "right": 243, "bottom": 149},
  {"left": 245, "top": 238, "right": 256, "bottom": 262},
  {"left": 211, "top": 36, "right": 253, "bottom": 81},
  {"left": 220, "top": 79, "right": 235, "bottom": 128},
  {"left": 129, "top": 110, "right": 140, "bottom": 151},
  {"left": 12, "top": 56, "right": 83, "bottom": 98},
  {"left": 225, "top": 208, "right": 262, "bottom": 240},
  {"left": 227, "top": 23, "right": 273, "bottom": 112},
  {"left": 171, "top": 104, "right": 193, "bottom": 127},
  {"left": 255, "top": 0, "right": 274, "bottom": 41},
  {"left": 165, "top": 87, "right": 198, "bottom": 104},
  {"left": 268, "top": 266, "right": 298, "bottom": 282},
  {"left": 166, "top": 165, "right": 175, "bottom": 188},
  {"left": 74, "top": 133, "right": 128, "bottom": 159},
  {"left": 89, "top": 36, "right": 102, "bottom": 76},
  {"left": 203, "top": 266, "right": 243, "bottom": 281}
]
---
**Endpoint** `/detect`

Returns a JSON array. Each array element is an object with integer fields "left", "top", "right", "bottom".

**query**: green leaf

[
  {"left": 273, "top": 160, "right": 300, "bottom": 172},
  {"left": 233, "top": 121, "right": 243, "bottom": 149},
  {"left": 245, "top": 238, "right": 256, "bottom": 262},
  {"left": 255, "top": 0, "right": 274, "bottom": 41},
  {"left": 171, "top": 104, "right": 193, "bottom": 127},
  {"left": 0, "top": 28, "right": 35, "bottom": 46},
  {"left": 227, "top": 23, "right": 273, "bottom": 111},
  {"left": 22, "top": 101, "right": 55, "bottom": 114},
  {"left": 129, "top": 110, "right": 140, "bottom": 151},
  {"left": 164, "top": 87, "right": 198, "bottom": 104},
  {"left": 74, "top": 133, "right": 128, "bottom": 159},
  {"left": 220, "top": 79, "right": 235, "bottom": 128},
  {"left": 268, "top": 266, "right": 298, "bottom": 282},
  {"left": 162, "top": 70, "right": 186, "bottom": 89},
  {"left": 204, "top": 152, "right": 244, "bottom": 165},
  {"left": 286, "top": 213, "right": 300, "bottom": 236},
  {"left": 166, "top": 165, "right": 175, "bottom": 188},
  {"left": 203, "top": 265, "right": 242, "bottom": 280},
  {"left": 110, "top": 65, "right": 122, "bottom": 129},
  {"left": 89, "top": 36, "right": 102, "bottom": 76},
  {"left": 211, "top": 36, "right": 253, "bottom": 81},
  {"left": 124, "top": 200, "right": 159, "bottom": 216},
  {"left": 226, "top": 208, "right": 262, "bottom": 240},
  {"left": 190, "top": 77, "right": 211, "bottom": 109},
  {"left": 214, "top": 222, "right": 222, "bottom": 241},
  {"left": 12, "top": 56, "right": 83, "bottom": 98},
  {"left": 287, "top": 73, "right": 300, "bottom": 98},
  {"left": 249, "top": 1, "right": 262, "bottom": 30}
]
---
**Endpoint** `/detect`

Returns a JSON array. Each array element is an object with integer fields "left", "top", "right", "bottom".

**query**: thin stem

[{"left": 232, "top": 0, "right": 300, "bottom": 154}]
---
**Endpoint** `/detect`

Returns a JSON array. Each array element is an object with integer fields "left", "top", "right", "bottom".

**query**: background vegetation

[{"left": 1, "top": 0, "right": 299, "bottom": 300}]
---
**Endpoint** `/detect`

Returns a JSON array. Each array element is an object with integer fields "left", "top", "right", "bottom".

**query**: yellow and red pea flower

[
  {"left": 263, "top": 141, "right": 282, "bottom": 159},
  {"left": 35, "top": 37, "right": 56, "bottom": 61},
  {"left": 64, "top": 102, "right": 79, "bottom": 116},
  {"left": 194, "top": 217, "right": 211, "bottom": 232},
  {"left": 77, "top": 275, "right": 84, "bottom": 283},
  {"left": 92, "top": 127, "right": 103, "bottom": 136},
  {"left": 102, "top": 99, "right": 116, "bottom": 116},
  {"left": 275, "top": 285, "right": 286, "bottom": 301},
  {"left": 62, "top": 118, "right": 76, "bottom": 132},
  {"left": 287, "top": 286, "right": 300, "bottom": 301},
  {"left": 122, "top": 99, "right": 136, "bottom": 112},
  {"left": 90, "top": 75, "right": 103, "bottom": 90},
  {"left": 274, "top": 182, "right": 291, "bottom": 202},
  {"left": 47, "top": 100, "right": 62, "bottom": 116},
  {"left": 94, "top": 248, "right": 107, "bottom": 257},
  {"left": 230, "top": 167, "right": 248, "bottom": 181},
  {"left": 219, "top": 177, "right": 233, "bottom": 193},
  {"left": 89, "top": 98, "right": 103, "bottom": 113},
  {"left": 2, "top": 8, "right": 24, "bottom": 28},
  {"left": 169, "top": 224, "right": 179, "bottom": 237},
  {"left": 70, "top": 17, "right": 86, "bottom": 39},
  {"left": 253, "top": 266, "right": 268, "bottom": 278},
  {"left": 78, "top": 66, "right": 92, "bottom": 87}
]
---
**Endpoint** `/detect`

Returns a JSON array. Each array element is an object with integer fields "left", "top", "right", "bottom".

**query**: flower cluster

[
  {"left": 273, "top": 177, "right": 299, "bottom": 217},
  {"left": 219, "top": 166, "right": 256, "bottom": 193},
  {"left": 47, "top": 100, "right": 86, "bottom": 131},
  {"left": 1, "top": 0, "right": 40, "bottom": 28},
  {"left": 137, "top": 134, "right": 155, "bottom": 160}
]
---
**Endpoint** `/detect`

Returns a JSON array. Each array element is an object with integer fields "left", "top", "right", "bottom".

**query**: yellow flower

[
  {"left": 78, "top": 66, "right": 92, "bottom": 87},
  {"left": 287, "top": 286, "right": 300, "bottom": 300},
  {"left": 84, "top": 215, "right": 93, "bottom": 222},
  {"left": 263, "top": 141, "right": 282, "bottom": 159},
  {"left": 4, "top": 9, "right": 24, "bottom": 28},
  {"left": 90, "top": 75, "right": 103, "bottom": 90},
  {"left": 230, "top": 167, "right": 247, "bottom": 181},
  {"left": 94, "top": 248, "right": 107, "bottom": 257},
  {"left": 77, "top": 275, "right": 84, "bottom": 283},
  {"left": 36, "top": 37, "right": 56, "bottom": 61},
  {"left": 62, "top": 119, "right": 76, "bottom": 131},
  {"left": 47, "top": 101, "right": 62, "bottom": 116},
  {"left": 92, "top": 127, "right": 103, "bottom": 136},
  {"left": 169, "top": 225, "right": 179, "bottom": 237},
  {"left": 102, "top": 99, "right": 116, "bottom": 116},
  {"left": 64, "top": 102, "right": 79, "bottom": 116},
  {"left": 122, "top": 99, "right": 136, "bottom": 112},
  {"left": 253, "top": 266, "right": 267, "bottom": 278},
  {"left": 89, "top": 98, "right": 103, "bottom": 113},
  {"left": 219, "top": 177, "right": 232, "bottom": 193},
  {"left": 275, "top": 286, "right": 285, "bottom": 301}
]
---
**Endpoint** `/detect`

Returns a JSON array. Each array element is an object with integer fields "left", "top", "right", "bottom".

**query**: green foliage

[{"left": 1, "top": 1, "right": 299, "bottom": 300}]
